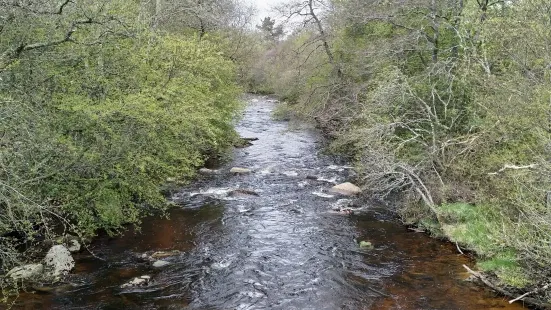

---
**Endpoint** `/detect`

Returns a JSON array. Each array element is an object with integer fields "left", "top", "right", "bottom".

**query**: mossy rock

[{"left": 359, "top": 241, "right": 374, "bottom": 249}]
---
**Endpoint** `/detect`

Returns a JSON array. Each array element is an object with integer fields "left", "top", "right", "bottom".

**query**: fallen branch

[
  {"left": 463, "top": 264, "right": 509, "bottom": 295},
  {"left": 463, "top": 265, "right": 551, "bottom": 309},
  {"left": 455, "top": 242, "right": 464, "bottom": 255},
  {"left": 488, "top": 164, "right": 538, "bottom": 176},
  {"left": 509, "top": 283, "right": 550, "bottom": 304}
]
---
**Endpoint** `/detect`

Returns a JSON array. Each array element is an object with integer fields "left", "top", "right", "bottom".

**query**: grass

[{"left": 428, "top": 202, "right": 531, "bottom": 288}]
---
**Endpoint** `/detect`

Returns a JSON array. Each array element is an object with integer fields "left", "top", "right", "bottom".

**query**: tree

[
  {"left": 278, "top": 0, "right": 341, "bottom": 76},
  {"left": 0, "top": 0, "right": 243, "bottom": 282},
  {"left": 152, "top": 0, "right": 245, "bottom": 37},
  {"left": 257, "top": 17, "right": 284, "bottom": 42},
  {"left": 251, "top": 0, "right": 551, "bottom": 304}
]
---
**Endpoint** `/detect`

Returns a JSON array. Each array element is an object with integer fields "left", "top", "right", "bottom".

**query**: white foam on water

[
  {"left": 298, "top": 181, "right": 309, "bottom": 188},
  {"left": 317, "top": 176, "right": 338, "bottom": 184},
  {"left": 281, "top": 171, "right": 299, "bottom": 177},
  {"left": 327, "top": 165, "right": 354, "bottom": 171},
  {"left": 312, "top": 192, "right": 335, "bottom": 199}
]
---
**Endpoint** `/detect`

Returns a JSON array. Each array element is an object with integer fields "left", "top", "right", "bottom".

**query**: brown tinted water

[{"left": 9, "top": 96, "right": 529, "bottom": 310}]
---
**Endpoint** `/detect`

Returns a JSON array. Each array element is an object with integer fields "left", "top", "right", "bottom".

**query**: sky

[{"left": 247, "top": 0, "right": 287, "bottom": 20}]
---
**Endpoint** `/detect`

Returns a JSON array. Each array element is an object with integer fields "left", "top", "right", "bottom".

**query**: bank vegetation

[
  {"left": 0, "top": 0, "right": 257, "bottom": 295},
  {"left": 250, "top": 0, "right": 551, "bottom": 306}
]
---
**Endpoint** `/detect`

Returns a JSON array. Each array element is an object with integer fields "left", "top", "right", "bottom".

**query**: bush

[
  {"left": 0, "top": 19, "right": 241, "bottom": 272},
  {"left": 253, "top": 0, "right": 551, "bottom": 297}
]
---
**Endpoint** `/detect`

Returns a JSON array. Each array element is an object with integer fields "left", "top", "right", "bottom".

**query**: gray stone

[
  {"left": 329, "top": 182, "right": 362, "bottom": 196},
  {"left": 67, "top": 239, "right": 81, "bottom": 253},
  {"left": 230, "top": 167, "right": 252, "bottom": 174},
  {"left": 152, "top": 260, "right": 171, "bottom": 268},
  {"left": 44, "top": 245, "right": 75, "bottom": 277},
  {"left": 121, "top": 275, "right": 151, "bottom": 288},
  {"left": 228, "top": 189, "right": 259, "bottom": 197},
  {"left": 7, "top": 264, "right": 44, "bottom": 280}
]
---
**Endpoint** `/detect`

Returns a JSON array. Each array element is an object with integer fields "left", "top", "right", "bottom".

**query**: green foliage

[
  {"left": 0, "top": 0, "right": 242, "bottom": 273},
  {"left": 251, "top": 0, "right": 551, "bottom": 295}
]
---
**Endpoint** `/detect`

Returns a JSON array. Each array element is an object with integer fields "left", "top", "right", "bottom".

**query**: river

[{"left": 12, "top": 95, "right": 528, "bottom": 310}]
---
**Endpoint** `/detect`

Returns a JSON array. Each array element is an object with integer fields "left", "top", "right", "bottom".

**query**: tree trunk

[{"left": 308, "top": 0, "right": 342, "bottom": 77}]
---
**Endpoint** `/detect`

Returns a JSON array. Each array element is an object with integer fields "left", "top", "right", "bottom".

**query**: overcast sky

[{"left": 246, "top": 0, "right": 287, "bottom": 21}]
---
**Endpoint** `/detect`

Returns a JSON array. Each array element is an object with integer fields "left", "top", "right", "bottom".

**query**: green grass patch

[
  {"left": 438, "top": 203, "right": 504, "bottom": 256},
  {"left": 436, "top": 203, "right": 530, "bottom": 287},
  {"left": 478, "top": 250, "right": 531, "bottom": 288}
]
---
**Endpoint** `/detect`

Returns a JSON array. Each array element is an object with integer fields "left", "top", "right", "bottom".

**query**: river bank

[{"left": 9, "top": 96, "right": 529, "bottom": 309}]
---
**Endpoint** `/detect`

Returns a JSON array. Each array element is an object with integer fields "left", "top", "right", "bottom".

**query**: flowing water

[{"left": 12, "top": 96, "right": 529, "bottom": 310}]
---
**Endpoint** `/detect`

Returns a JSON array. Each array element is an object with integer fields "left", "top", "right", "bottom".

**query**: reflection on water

[{"left": 11, "top": 96, "right": 528, "bottom": 310}]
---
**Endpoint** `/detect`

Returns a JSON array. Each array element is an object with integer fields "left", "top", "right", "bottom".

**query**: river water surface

[{"left": 12, "top": 96, "right": 528, "bottom": 309}]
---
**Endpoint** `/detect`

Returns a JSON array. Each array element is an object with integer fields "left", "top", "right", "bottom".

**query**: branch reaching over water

[{"left": 463, "top": 265, "right": 551, "bottom": 309}]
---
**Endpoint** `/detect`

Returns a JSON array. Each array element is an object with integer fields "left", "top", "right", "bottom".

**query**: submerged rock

[
  {"left": 150, "top": 250, "right": 181, "bottom": 260},
  {"left": 359, "top": 241, "right": 374, "bottom": 250},
  {"left": 121, "top": 275, "right": 151, "bottom": 288},
  {"left": 329, "top": 182, "right": 362, "bottom": 196},
  {"left": 44, "top": 245, "right": 75, "bottom": 277},
  {"left": 230, "top": 167, "right": 252, "bottom": 174},
  {"left": 228, "top": 189, "right": 259, "bottom": 197},
  {"left": 152, "top": 260, "right": 171, "bottom": 268},
  {"left": 199, "top": 168, "right": 220, "bottom": 175},
  {"left": 31, "top": 283, "right": 76, "bottom": 294},
  {"left": 234, "top": 137, "right": 258, "bottom": 148},
  {"left": 7, "top": 264, "right": 44, "bottom": 280}
]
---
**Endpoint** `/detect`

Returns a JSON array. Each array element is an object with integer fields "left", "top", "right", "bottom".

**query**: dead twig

[
  {"left": 488, "top": 164, "right": 538, "bottom": 176},
  {"left": 509, "top": 283, "right": 550, "bottom": 304},
  {"left": 455, "top": 242, "right": 464, "bottom": 255},
  {"left": 463, "top": 265, "right": 551, "bottom": 309}
]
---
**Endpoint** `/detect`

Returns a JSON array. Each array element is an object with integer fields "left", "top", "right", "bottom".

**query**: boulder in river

[
  {"left": 230, "top": 167, "right": 252, "bottom": 174},
  {"left": 121, "top": 275, "right": 151, "bottom": 288},
  {"left": 7, "top": 263, "right": 44, "bottom": 280},
  {"left": 54, "top": 234, "right": 83, "bottom": 253},
  {"left": 44, "top": 245, "right": 75, "bottom": 277},
  {"left": 67, "top": 239, "right": 81, "bottom": 253},
  {"left": 329, "top": 182, "right": 362, "bottom": 196}
]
